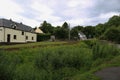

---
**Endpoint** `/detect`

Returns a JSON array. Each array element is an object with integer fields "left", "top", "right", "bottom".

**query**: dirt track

[{"left": 95, "top": 67, "right": 120, "bottom": 80}]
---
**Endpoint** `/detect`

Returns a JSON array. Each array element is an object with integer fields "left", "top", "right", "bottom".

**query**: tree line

[{"left": 35, "top": 15, "right": 120, "bottom": 43}]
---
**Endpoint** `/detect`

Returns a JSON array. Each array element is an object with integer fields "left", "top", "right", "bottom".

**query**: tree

[
  {"left": 70, "top": 26, "right": 84, "bottom": 39},
  {"left": 40, "top": 21, "right": 54, "bottom": 34},
  {"left": 54, "top": 27, "right": 68, "bottom": 39},
  {"left": 106, "top": 15, "right": 120, "bottom": 27},
  {"left": 94, "top": 15, "right": 120, "bottom": 39},
  {"left": 54, "top": 22, "right": 69, "bottom": 40},
  {"left": 62, "top": 22, "right": 69, "bottom": 29},
  {"left": 100, "top": 27, "right": 120, "bottom": 43},
  {"left": 95, "top": 24, "right": 105, "bottom": 38},
  {"left": 83, "top": 26, "right": 95, "bottom": 38}
]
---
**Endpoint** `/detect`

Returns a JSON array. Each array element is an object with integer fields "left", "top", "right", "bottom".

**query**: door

[{"left": 7, "top": 34, "right": 10, "bottom": 43}]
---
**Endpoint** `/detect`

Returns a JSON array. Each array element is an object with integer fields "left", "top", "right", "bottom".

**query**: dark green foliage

[
  {"left": 53, "top": 22, "right": 69, "bottom": 40},
  {"left": 37, "top": 15, "right": 120, "bottom": 42},
  {"left": 100, "top": 27, "right": 120, "bottom": 43},
  {"left": 37, "top": 33, "right": 50, "bottom": 41},
  {"left": 62, "top": 22, "right": 69, "bottom": 29},
  {"left": 83, "top": 26, "right": 96, "bottom": 38},
  {"left": 70, "top": 25, "right": 96, "bottom": 39},
  {"left": 54, "top": 27, "right": 69, "bottom": 39},
  {"left": 106, "top": 15, "right": 120, "bottom": 27},
  {"left": 94, "top": 15, "right": 120, "bottom": 43},
  {"left": 40, "top": 21, "right": 54, "bottom": 34},
  {"left": 70, "top": 26, "right": 84, "bottom": 39},
  {"left": 95, "top": 24, "right": 105, "bottom": 38}
]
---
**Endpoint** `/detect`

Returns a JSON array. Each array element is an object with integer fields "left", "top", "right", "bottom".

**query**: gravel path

[{"left": 95, "top": 67, "right": 120, "bottom": 80}]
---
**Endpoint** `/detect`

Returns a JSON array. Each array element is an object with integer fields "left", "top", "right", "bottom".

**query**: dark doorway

[{"left": 7, "top": 34, "right": 11, "bottom": 43}]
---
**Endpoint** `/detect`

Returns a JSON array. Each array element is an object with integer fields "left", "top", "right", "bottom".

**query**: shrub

[
  {"left": 37, "top": 33, "right": 50, "bottom": 41},
  {"left": 100, "top": 27, "right": 120, "bottom": 43},
  {"left": 82, "top": 39, "right": 97, "bottom": 48}
]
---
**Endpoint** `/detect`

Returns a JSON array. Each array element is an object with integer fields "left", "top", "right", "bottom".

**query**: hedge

[{"left": 37, "top": 34, "right": 51, "bottom": 41}]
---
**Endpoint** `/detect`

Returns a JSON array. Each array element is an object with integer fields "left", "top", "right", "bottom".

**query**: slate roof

[{"left": 0, "top": 18, "right": 35, "bottom": 33}]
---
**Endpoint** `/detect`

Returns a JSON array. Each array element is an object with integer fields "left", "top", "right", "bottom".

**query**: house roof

[
  {"left": 35, "top": 27, "right": 43, "bottom": 34},
  {"left": 78, "top": 32, "right": 85, "bottom": 36},
  {"left": 0, "top": 18, "right": 35, "bottom": 33}
]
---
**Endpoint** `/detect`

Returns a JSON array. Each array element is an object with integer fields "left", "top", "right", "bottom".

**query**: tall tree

[
  {"left": 70, "top": 26, "right": 84, "bottom": 39},
  {"left": 40, "top": 21, "right": 54, "bottom": 34},
  {"left": 100, "top": 27, "right": 120, "bottom": 43},
  {"left": 62, "top": 22, "right": 69, "bottom": 29},
  {"left": 106, "top": 15, "right": 120, "bottom": 27},
  {"left": 54, "top": 22, "right": 70, "bottom": 40},
  {"left": 95, "top": 24, "right": 105, "bottom": 38},
  {"left": 83, "top": 26, "right": 95, "bottom": 38},
  {"left": 54, "top": 27, "right": 68, "bottom": 39}
]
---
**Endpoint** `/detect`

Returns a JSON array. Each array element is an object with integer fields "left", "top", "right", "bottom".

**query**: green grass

[
  {"left": 0, "top": 40, "right": 120, "bottom": 80},
  {"left": 0, "top": 41, "right": 67, "bottom": 49},
  {"left": 71, "top": 40, "right": 120, "bottom": 80}
]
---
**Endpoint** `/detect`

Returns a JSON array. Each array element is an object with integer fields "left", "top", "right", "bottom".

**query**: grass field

[
  {"left": 0, "top": 40, "right": 120, "bottom": 80},
  {"left": 0, "top": 41, "right": 67, "bottom": 49}
]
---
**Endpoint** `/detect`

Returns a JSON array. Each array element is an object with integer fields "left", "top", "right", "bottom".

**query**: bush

[
  {"left": 82, "top": 39, "right": 97, "bottom": 48},
  {"left": 54, "top": 28, "right": 68, "bottom": 40},
  {"left": 100, "top": 27, "right": 120, "bottom": 43},
  {"left": 37, "top": 33, "right": 51, "bottom": 41}
]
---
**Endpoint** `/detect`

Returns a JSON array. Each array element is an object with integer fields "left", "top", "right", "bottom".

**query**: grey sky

[{"left": 0, "top": 0, "right": 119, "bottom": 27}]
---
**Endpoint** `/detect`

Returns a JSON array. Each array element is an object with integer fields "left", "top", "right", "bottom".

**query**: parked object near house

[
  {"left": 78, "top": 32, "right": 87, "bottom": 40},
  {"left": 0, "top": 18, "right": 37, "bottom": 43},
  {"left": 35, "top": 27, "right": 43, "bottom": 34}
]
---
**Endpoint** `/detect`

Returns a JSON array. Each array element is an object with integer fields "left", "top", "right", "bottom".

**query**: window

[
  {"left": 11, "top": 24, "right": 17, "bottom": 29},
  {"left": 26, "top": 36, "right": 28, "bottom": 40},
  {"left": 32, "top": 37, "right": 34, "bottom": 40},
  {"left": 22, "top": 31, "right": 24, "bottom": 35},
  {"left": 14, "top": 35, "right": 17, "bottom": 39}
]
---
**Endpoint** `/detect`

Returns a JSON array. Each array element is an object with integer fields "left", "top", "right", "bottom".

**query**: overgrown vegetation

[
  {"left": 100, "top": 27, "right": 120, "bottom": 43},
  {"left": 0, "top": 40, "right": 119, "bottom": 80}
]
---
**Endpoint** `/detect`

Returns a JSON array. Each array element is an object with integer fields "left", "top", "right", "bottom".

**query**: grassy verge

[{"left": 71, "top": 40, "right": 120, "bottom": 80}]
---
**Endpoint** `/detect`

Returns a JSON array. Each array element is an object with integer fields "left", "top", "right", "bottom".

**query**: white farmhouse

[{"left": 0, "top": 19, "right": 37, "bottom": 43}]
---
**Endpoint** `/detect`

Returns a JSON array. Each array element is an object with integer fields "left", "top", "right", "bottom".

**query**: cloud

[
  {"left": 0, "top": 0, "right": 120, "bottom": 27},
  {"left": 31, "top": 0, "right": 62, "bottom": 23},
  {"left": 0, "top": 0, "right": 40, "bottom": 27},
  {"left": 0, "top": 0, "right": 23, "bottom": 18}
]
